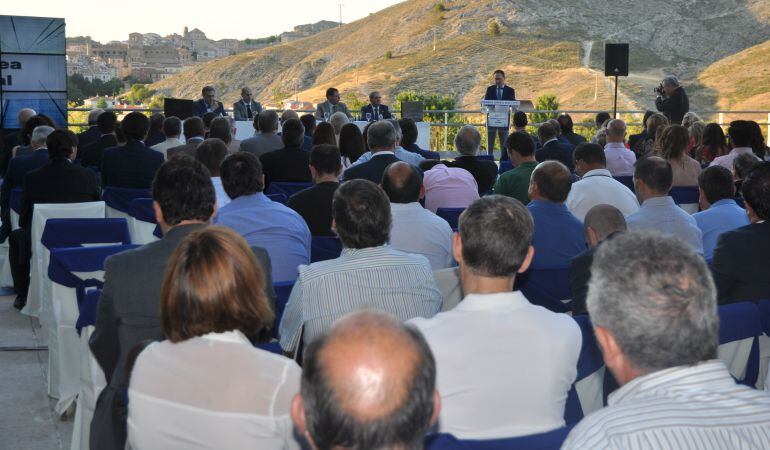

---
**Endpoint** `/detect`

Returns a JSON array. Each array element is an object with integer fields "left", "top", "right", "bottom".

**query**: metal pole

[
  {"left": 444, "top": 112, "right": 449, "bottom": 151},
  {"left": 613, "top": 75, "right": 619, "bottom": 118}
]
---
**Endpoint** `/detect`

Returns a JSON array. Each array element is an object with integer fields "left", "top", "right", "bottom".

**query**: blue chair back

[
  {"left": 498, "top": 160, "right": 514, "bottom": 174},
  {"left": 734, "top": 196, "right": 745, "bottom": 209},
  {"left": 267, "top": 193, "right": 289, "bottom": 204},
  {"left": 41, "top": 218, "right": 132, "bottom": 250},
  {"left": 613, "top": 176, "right": 634, "bottom": 193},
  {"left": 669, "top": 186, "right": 699, "bottom": 205},
  {"left": 564, "top": 315, "right": 604, "bottom": 425},
  {"left": 422, "top": 150, "right": 441, "bottom": 160},
  {"left": 265, "top": 182, "right": 313, "bottom": 198},
  {"left": 128, "top": 198, "right": 156, "bottom": 224},
  {"left": 256, "top": 341, "right": 283, "bottom": 355},
  {"left": 76, "top": 288, "right": 102, "bottom": 334},
  {"left": 102, "top": 187, "right": 152, "bottom": 213},
  {"left": 426, "top": 427, "right": 573, "bottom": 450},
  {"left": 10, "top": 187, "right": 23, "bottom": 214},
  {"left": 476, "top": 154, "right": 495, "bottom": 162},
  {"left": 515, "top": 266, "right": 572, "bottom": 313},
  {"left": 758, "top": 300, "right": 770, "bottom": 337},
  {"left": 718, "top": 302, "right": 762, "bottom": 386},
  {"left": 436, "top": 207, "right": 465, "bottom": 231},
  {"left": 272, "top": 281, "right": 295, "bottom": 338},
  {"left": 311, "top": 236, "right": 343, "bottom": 263}
]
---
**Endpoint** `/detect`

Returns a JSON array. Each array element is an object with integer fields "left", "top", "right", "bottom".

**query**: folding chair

[
  {"left": 102, "top": 187, "right": 152, "bottom": 219},
  {"left": 564, "top": 315, "right": 605, "bottom": 426},
  {"left": 71, "top": 288, "right": 104, "bottom": 450},
  {"left": 515, "top": 266, "right": 572, "bottom": 313},
  {"left": 266, "top": 193, "right": 289, "bottom": 204},
  {"left": 718, "top": 302, "right": 763, "bottom": 387},
  {"left": 476, "top": 154, "right": 495, "bottom": 162},
  {"left": 669, "top": 186, "right": 700, "bottom": 214},
  {"left": 128, "top": 198, "right": 159, "bottom": 245},
  {"left": 265, "top": 182, "right": 313, "bottom": 198},
  {"left": 436, "top": 207, "right": 465, "bottom": 231},
  {"left": 311, "top": 236, "right": 342, "bottom": 263}
]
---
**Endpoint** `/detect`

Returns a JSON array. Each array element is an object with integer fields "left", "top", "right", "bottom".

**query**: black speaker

[
  {"left": 163, "top": 98, "right": 194, "bottom": 120},
  {"left": 604, "top": 43, "right": 629, "bottom": 77}
]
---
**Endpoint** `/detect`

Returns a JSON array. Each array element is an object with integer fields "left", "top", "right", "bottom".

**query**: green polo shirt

[{"left": 493, "top": 160, "right": 538, "bottom": 205}]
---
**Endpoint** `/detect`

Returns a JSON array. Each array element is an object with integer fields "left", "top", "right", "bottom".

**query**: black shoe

[{"left": 13, "top": 295, "right": 26, "bottom": 310}]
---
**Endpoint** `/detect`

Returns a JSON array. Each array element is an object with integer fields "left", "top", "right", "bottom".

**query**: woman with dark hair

[
  {"left": 635, "top": 112, "right": 669, "bottom": 158},
  {"left": 338, "top": 123, "right": 365, "bottom": 168},
  {"left": 655, "top": 124, "right": 701, "bottom": 186},
  {"left": 696, "top": 123, "right": 729, "bottom": 164},
  {"left": 144, "top": 112, "right": 166, "bottom": 147},
  {"left": 127, "top": 226, "right": 301, "bottom": 449},
  {"left": 11, "top": 114, "right": 55, "bottom": 157},
  {"left": 299, "top": 114, "right": 316, "bottom": 138},
  {"left": 748, "top": 120, "right": 768, "bottom": 160},
  {"left": 311, "top": 121, "right": 336, "bottom": 147}
]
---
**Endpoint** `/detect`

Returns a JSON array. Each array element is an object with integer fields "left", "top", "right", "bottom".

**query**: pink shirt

[
  {"left": 424, "top": 164, "right": 480, "bottom": 213},
  {"left": 604, "top": 142, "right": 636, "bottom": 176}
]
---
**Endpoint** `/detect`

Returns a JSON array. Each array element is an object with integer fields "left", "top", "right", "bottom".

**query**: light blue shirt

[
  {"left": 626, "top": 196, "right": 704, "bottom": 254},
  {"left": 353, "top": 146, "right": 425, "bottom": 167},
  {"left": 692, "top": 199, "right": 749, "bottom": 261},
  {"left": 527, "top": 200, "right": 586, "bottom": 268},
  {"left": 215, "top": 192, "right": 311, "bottom": 282}
]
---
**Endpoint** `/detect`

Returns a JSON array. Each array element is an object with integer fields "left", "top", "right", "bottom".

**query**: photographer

[{"left": 655, "top": 76, "right": 689, "bottom": 126}]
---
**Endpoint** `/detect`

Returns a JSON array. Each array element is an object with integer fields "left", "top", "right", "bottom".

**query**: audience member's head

[
  {"left": 645, "top": 113, "right": 669, "bottom": 140},
  {"left": 281, "top": 118, "right": 305, "bottom": 148},
  {"left": 387, "top": 119, "right": 404, "bottom": 146},
  {"left": 280, "top": 109, "right": 299, "bottom": 125},
  {"left": 381, "top": 161, "right": 423, "bottom": 204},
  {"left": 183, "top": 117, "right": 205, "bottom": 141},
  {"left": 733, "top": 152, "right": 761, "bottom": 182},
  {"left": 504, "top": 131, "right": 535, "bottom": 163},
  {"left": 220, "top": 152, "right": 264, "bottom": 199},
  {"left": 46, "top": 129, "right": 78, "bottom": 160},
  {"left": 557, "top": 113, "right": 574, "bottom": 134},
  {"left": 17, "top": 108, "right": 36, "bottom": 128},
  {"left": 292, "top": 311, "right": 439, "bottom": 450},
  {"left": 655, "top": 124, "right": 689, "bottom": 161},
  {"left": 633, "top": 156, "right": 673, "bottom": 202},
  {"left": 727, "top": 120, "right": 752, "bottom": 149},
  {"left": 595, "top": 112, "right": 611, "bottom": 129},
  {"left": 536, "top": 122, "right": 557, "bottom": 144},
  {"left": 399, "top": 118, "right": 419, "bottom": 148},
  {"left": 252, "top": 112, "right": 261, "bottom": 132},
  {"left": 547, "top": 119, "right": 562, "bottom": 136},
  {"left": 195, "top": 138, "right": 229, "bottom": 178},
  {"left": 329, "top": 112, "right": 349, "bottom": 136},
  {"left": 702, "top": 123, "right": 727, "bottom": 149},
  {"left": 588, "top": 232, "right": 718, "bottom": 384},
  {"left": 605, "top": 119, "right": 626, "bottom": 144},
  {"left": 161, "top": 226, "right": 274, "bottom": 343},
  {"left": 208, "top": 117, "right": 233, "bottom": 144},
  {"left": 339, "top": 123, "right": 365, "bottom": 163},
  {"left": 688, "top": 120, "right": 705, "bottom": 150},
  {"left": 513, "top": 111, "right": 528, "bottom": 129},
  {"left": 20, "top": 114, "right": 55, "bottom": 146},
  {"left": 121, "top": 112, "right": 151, "bottom": 141},
  {"left": 202, "top": 112, "right": 218, "bottom": 136},
  {"left": 573, "top": 142, "right": 607, "bottom": 177},
  {"left": 309, "top": 144, "right": 342, "bottom": 182},
  {"left": 332, "top": 180, "right": 391, "bottom": 249},
  {"left": 149, "top": 113, "right": 165, "bottom": 136},
  {"left": 641, "top": 110, "right": 654, "bottom": 129},
  {"left": 162, "top": 116, "right": 182, "bottom": 139},
  {"left": 367, "top": 121, "right": 398, "bottom": 152},
  {"left": 97, "top": 111, "right": 118, "bottom": 135},
  {"left": 741, "top": 162, "right": 770, "bottom": 223},
  {"left": 87, "top": 108, "right": 104, "bottom": 126},
  {"left": 30, "top": 125, "right": 55, "bottom": 149},
  {"left": 454, "top": 125, "right": 482, "bottom": 157},
  {"left": 258, "top": 110, "right": 279, "bottom": 134},
  {"left": 152, "top": 156, "right": 215, "bottom": 231},
  {"left": 300, "top": 114, "right": 316, "bottom": 137},
  {"left": 583, "top": 204, "right": 626, "bottom": 248},
  {"left": 698, "top": 165, "right": 735, "bottom": 209},
  {"left": 312, "top": 122, "right": 337, "bottom": 146},
  {"left": 681, "top": 112, "right": 702, "bottom": 129},
  {"left": 747, "top": 120, "right": 768, "bottom": 159},
  {"left": 529, "top": 160, "right": 572, "bottom": 203}
]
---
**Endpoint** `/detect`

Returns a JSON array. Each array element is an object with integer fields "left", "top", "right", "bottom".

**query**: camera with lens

[{"left": 653, "top": 84, "right": 665, "bottom": 95}]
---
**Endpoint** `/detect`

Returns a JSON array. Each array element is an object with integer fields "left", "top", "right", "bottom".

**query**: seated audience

[
  {"left": 202, "top": 112, "right": 218, "bottom": 138},
  {"left": 628, "top": 110, "right": 653, "bottom": 152},
  {"left": 144, "top": 113, "right": 166, "bottom": 147},
  {"left": 291, "top": 311, "right": 439, "bottom": 450},
  {"left": 2, "top": 108, "right": 37, "bottom": 167},
  {"left": 399, "top": 117, "right": 435, "bottom": 159},
  {"left": 635, "top": 112, "right": 668, "bottom": 158},
  {"left": 749, "top": 120, "right": 769, "bottom": 160},
  {"left": 128, "top": 227, "right": 300, "bottom": 449},
  {"left": 494, "top": 131, "right": 538, "bottom": 204},
  {"left": 527, "top": 161, "right": 585, "bottom": 267},
  {"left": 603, "top": 119, "right": 636, "bottom": 176},
  {"left": 382, "top": 162, "right": 453, "bottom": 269},
  {"left": 208, "top": 116, "right": 239, "bottom": 153},
  {"left": 656, "top": 125, "right": 701, "bottom": 186},
  {"left": 329, "top": 111, "right": 350, "bottom": 141},
  {"left": 338, "top": 123, "right": 365, "bottom": 169},
  {"left": 687, "top": 120, "right": 705, "bottom": 155},
  {"left": 410, "top": 196, "right": 580, "bottom": 439},
  {"left": 595, "top": 111, "right": 611, "bottom": 130},
  {"left": 711, "top": 120, "right": 755, "bottom": 172},
  {"left": 445, "top": 125, "right": 497, "bottom": 194},
  {"left": 299, "top": 113, "right": 316, "bottom": 151},
  {"left": 696, "top": 122, "right": 729, "bottom": 164},
  {"left": 101, "top": 112, "right": 164, "bottom": 189},
  {"left": 734, "top": 152, "right": 761, "bottom": 193},
  {"left": 80, "top": 110, "right": 118, "bottom": 167},
  {"left": 563, "top": 232, "right": 770, "bottom": 449},
  {"left": 343, "top": 121, "right": 401, "bottom": 183},
  {"left": 557, "top": 113, "right": 587, "bottom": 146},
  {"left": 77, "top": 108, "right": 104, "bottom": 149},
  {"left": 10, "top": 130, "right": 100, "bottom": 310},
  {"left": 90, "top": 156, "right": 274, "bottom": 449},
  {"left": 239, "top": 110, "right": 283, "bottom": 157},
  {"left": 259, "top": 118, "right": 312, "bottom": 189},
  {"left": 281, "top": 110, "right": 311, "bottom": 151},
  {"left": 693, "top": 166, "right": 749, "bottom": 261},
  {"left": 216, "top": 152, "right": 310, "bottom": 282},
  {"left": 535, "top": 122, "right": 575, "bottom": 171},
  {"left": 353, "top": 119, "right": 425, "bottom": 167},
  {"left": 279, "top": 179, "right": 442, "bottom": 354},
  {"left": 9, "top": 114, "right": 55, "bottom": 157},
  {"left": 195, "top": 138, "right": 231, "bottom": 209},
  {"left": 626, "top": 157, "right": 703, "bottom": 253},
  {"left": 570, "top": 204, "right": 627, "bottom": 316},
  {"left": 566, "top": 143, "right": 639, "bottom": 221},
  {"left": 167, "top": 117, "right": 205, "bottom": 159},
  {"left": 512, "top": 110, "right": 538, "bottom": 150},
  {"left": 311, "top": 122, "right": 337, "bottom": 147},
  {"left": 287, "top": 144, "right": 341, "bottom": 236},
  {"left": 423, "top": 163, "right": 479, "bottom": 213},
  {"left": 150, "top": 116, "right": 182, "bottom": 159},
  {"left": 712, "top": 162, "right": 770, "bottom": 303}
]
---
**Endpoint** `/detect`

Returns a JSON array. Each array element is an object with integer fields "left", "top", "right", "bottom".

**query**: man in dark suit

[
  {"left": 9, "top": 130, "right": 101, "bottom": 309},
  {"left": 535, "top": 122, "right": 576, "bottom": 172},
  {"left": 629, "top": 110, "right": 654, "bottom": 152},
  {"left": 80, "top": 110, "right": 118, "bottom": 168},
  {"left": 557, "top": 113, "right": 587, "bottom": 147},
  {"left": 259, "top": 118, "right": 312, "bottom": 190},
  {"left": 484, "top": 69, "right": 516, "bottom": 156},
  {"left": 287, "top": 144, "right": 341, "bottom": 236},
  {"left": 232, "top": 86, "right": 262, "bottom": 121},
  {"left": 655, "top": 76, "right": 689, "bottom": 125},
  {"left": 360, "top": 91, "right": 392, "bottom": 121},
  {"left": 445, "top": 125, "right": 497, "bottom": 194},
  {"left": 712, "top": 162, "right": 770, "bottom": 304},
  {"left": 101, "top": 112, "right": 164, "bottom": 189},
  {"left": 77, "top": 108, "right": 105, "bottom": 149},
  {"left": 342, "top": 121, "right": 401, "bottom": 184},
  {"left": 167, "top": 116, "right": 205, "bottom": 159},
  {"left": 89, "top": 156, "right": 275, "bottom": 449},
  {"left": 569, "top": 205, "right": 627, "bottom": 316},
  {"left": 192, "top": 85, "right": 226, "bottom": 118}
]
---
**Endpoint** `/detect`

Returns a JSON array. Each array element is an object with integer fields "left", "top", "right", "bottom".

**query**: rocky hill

[{"left": 151, "top": 0, "right": 770, "bottom": 113}]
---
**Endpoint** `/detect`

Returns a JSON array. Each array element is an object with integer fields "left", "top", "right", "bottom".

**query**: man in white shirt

[
  {"left": 150, "top": 116, "right": 183, "bottom": 159},
  {"left": 195, "top": 138, "right": 231, "bottom": 209},
  {"left": 603, "top": 119, "right": 636, "bottom": 176},
  {"left": 566, "top": 142, "right": 639, "bottom": 221},
  {"left": 563, "top": 232, "right": 770, "bottom": 449},
  {"left": 410, "top": 196, "right": 581, "bottom": 440},
  {"left": 711, "top": 120, "right": 757, "bottom": 173},
  {"left": 382, "top": 161, "right": 453, "bottom": 269}
]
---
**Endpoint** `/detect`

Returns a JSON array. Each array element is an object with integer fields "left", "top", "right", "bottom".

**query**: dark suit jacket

[
  {"left": 562, "top": 131, "right": 587, "bottom": 147},
  {"left": 0, "top": 149, "right": 50, "bottom": 239},
  {"left": 403, "top": 143, "right": 438, "bottom": 160},
  {"left": 166, "top": 137, "right": 204, "bottom": 159},
  {"left": 77, "top": 126, "right": 101, "bottom": 150},
  {"left": 100, "top": 140, "right": 164, "bottom": 189},
  {"left": 19, "top": 158, "right": 101, "bottom": 229},
  {"left": 144, "top": 130, "right": 165, "bottom": 148},
  {"left": 712, "top": 222, "right": 770, "bottom": 304},
  {"left": 535, "top": 139, "right": 576, "bottom": 172},
  {"left": 192, "top": 99, "right": 226, "bottom": 118},
  {"left": 484, "top": 85, "right": 516, "bottom": 101},
  {"left": 569, "top": 245, "right": 594, "bottom": 316},
  {"left": 343, "top": 153, "right": 400, "bottom": 184},
  {"left": 629, "top": 130, "right": 647, "bottom": 153},
  {"left": 287, "top": 181, "right": 339, "bottom": 236},
  {"left": 302, "top": 134, "right": 313, "bottom": 152},
  {"left": 80, "top": 134, "right": 118, "bottom": 168},
  {"left": 446, "top": 155, "right": 498, "bottom": 194},
  {"left": 360, "top": 104, "right": 392, "bottom": 120},
  {"left": 655, "top": 86, "right": 689, "bottom": 126},
  {"left": 259, "top": 145, "right": 312, "bottom": 189}
]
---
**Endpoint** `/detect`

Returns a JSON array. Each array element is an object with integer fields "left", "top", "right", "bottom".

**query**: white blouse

[{"left": 127, "top": 331, "right": 302, "bottom": 450}]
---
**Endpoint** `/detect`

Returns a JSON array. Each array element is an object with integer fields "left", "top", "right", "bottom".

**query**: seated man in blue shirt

[
  {"left": 215, "top": 152, "right": 310, "bottom": 282},
  {"left": 693, "top": 166, "right": 749, "bottom": 261},
  {"left": 526, "top": 160, "right": 586, "bottom": 268}
]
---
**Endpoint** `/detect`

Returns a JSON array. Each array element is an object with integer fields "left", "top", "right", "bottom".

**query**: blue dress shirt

[
  {"left": 692, "top": 199, "right": 749, "bottom": 261},
  {"left": 215, "top": 192, "right": 311, "bottom": 282},
  {"left": 626, "top": 196, "right": 704, "bottom": 254},
  {"left": 527, "top": 200, "right": 586, "bottom": 268}
]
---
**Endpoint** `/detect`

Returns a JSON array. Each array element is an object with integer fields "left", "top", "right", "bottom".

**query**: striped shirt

[
  {"left": 562, "top": 360, "right": 770, "bottom": 450},
  {"left": 278, "top": 245, "right": 443, "bottom": 352}
]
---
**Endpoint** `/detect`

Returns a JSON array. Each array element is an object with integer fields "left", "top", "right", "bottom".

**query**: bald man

[
  {"left": 381, "top": 161, "right": 454, "bottom": 269},
  {"left": 292, "top": 311, "right": 440, "bottom": 450}
]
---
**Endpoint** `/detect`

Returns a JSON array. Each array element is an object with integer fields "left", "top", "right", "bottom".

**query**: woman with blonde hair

[
  {"left": 688, "top": 120, "right": 706, "bottom": 158},
  {"left": 655, "top": 124, "right": 702, "bottom": 186},
  {"left": 636, "top": 112, "right": 669, "bottom": 158}
]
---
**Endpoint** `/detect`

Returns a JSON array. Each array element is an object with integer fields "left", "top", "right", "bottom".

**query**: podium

[{"left": 481, "top": 100, "right": 521, "bottom": 129}]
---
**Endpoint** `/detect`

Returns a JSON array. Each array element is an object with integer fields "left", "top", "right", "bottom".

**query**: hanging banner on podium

[{"left": 481, "top": 100, "right": 520, "bottom": 129}]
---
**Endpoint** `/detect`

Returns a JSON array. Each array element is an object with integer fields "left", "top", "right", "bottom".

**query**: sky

[{"left": 3, "top": 0, "right": 404, "bottom": 42}]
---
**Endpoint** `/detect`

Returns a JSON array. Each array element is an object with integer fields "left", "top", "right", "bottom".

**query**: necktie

[
  {"left": 246, "top": 103, "right": 253, "bottom": 119},
  {"left": 375, "top": 106, "right": 379, "bottom": 120},
  {"left": 497, "top": 88, "right": 502, "bottom": 100}
]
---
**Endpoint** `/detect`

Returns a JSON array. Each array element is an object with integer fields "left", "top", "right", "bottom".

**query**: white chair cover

[
  {"left": 129, "top": 218, "right": 160, "bottom": 245},
  {"left": 0, "top": 209, "right": 21, "bottom": 287},
  {"left": 105, "top": 205, "right": 132, "bottom": 221},
  {"left": 574, "top": 366, "right": 605, "bottom": 417},
  {"left": 71, "top": 323, "right": 107, "bottom": 450},
  {"left": 718, "top": 338, "right": 754, "bottom": 381}
]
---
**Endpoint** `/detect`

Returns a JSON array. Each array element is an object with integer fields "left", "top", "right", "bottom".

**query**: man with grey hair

[
  {"left": 232, "top": 86, "right": 262, "bottom": 121},
  {"left": 562, "top": 232, "right": 770, "bottom": 449},
  {"left": 446, "top": 125, "right": 497, "bottom": 193},
  {"left": 77, "top": 108, "right": 104, "bottom": 149},
  {"left": 604, "top": 119, "right": 636, "bottom": 176},
  {"left": 655, "top": 75, "right": 689, "bottom": 125},
  {"left": 351, "top": 119, "right": 425, "bottom": 167},
  {"left": 239, "top": 110, "right": 283, "bottom": 157},
  {"left": 328, "top": 111, "right": 349, "bottom": 139},
  {"left": 343, "top": 121, "right": 401, "bottom": 183},
  {"left": 569, "top": 204, "right": 627, "bottom": 316}
]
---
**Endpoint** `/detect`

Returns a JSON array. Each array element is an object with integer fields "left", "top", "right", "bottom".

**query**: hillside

[
  {"left": 699, "top": 39, "right": 770, "bottom": 111},
  {"left": 152, "top": 0, "right": 770, "bottom": 112}
]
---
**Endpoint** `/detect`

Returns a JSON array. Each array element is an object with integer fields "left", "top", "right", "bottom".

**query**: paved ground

[{"left": 0, "top": 294, "right": 73, "bottom": 450}]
